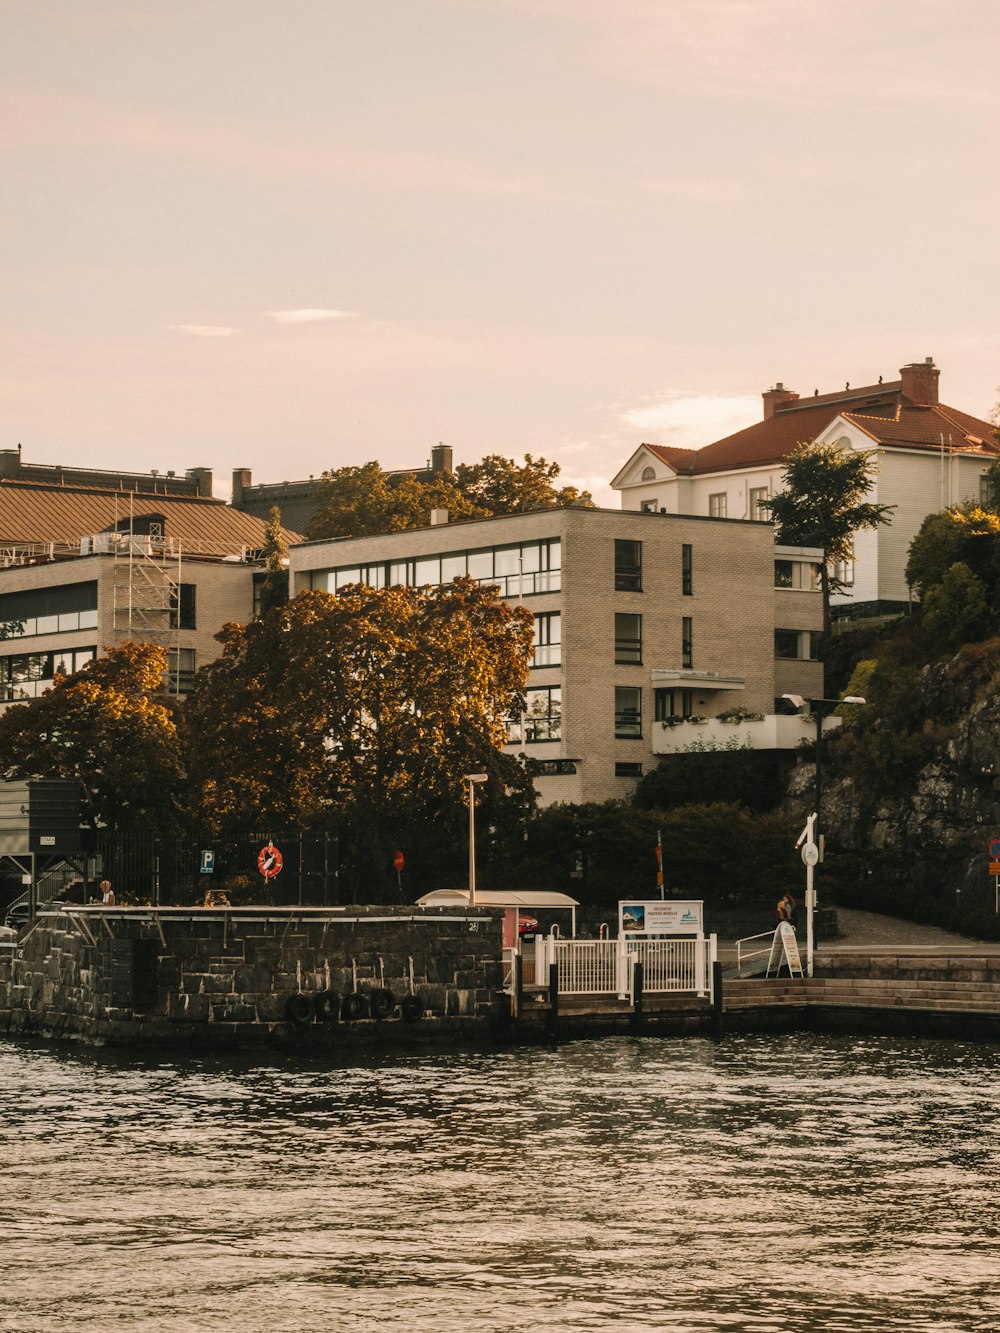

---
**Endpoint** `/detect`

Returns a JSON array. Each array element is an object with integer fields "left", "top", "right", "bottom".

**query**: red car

[{"left": 518, "top": 913, "right": 540, "bottom": 938}]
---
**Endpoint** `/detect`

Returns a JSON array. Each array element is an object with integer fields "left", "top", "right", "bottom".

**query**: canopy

[{"left": 416, "top": 888, "right": 579, "bottom": 910}]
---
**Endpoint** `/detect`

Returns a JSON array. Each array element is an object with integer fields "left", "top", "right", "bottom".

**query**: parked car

[{"left": 518, "top": 913, "right": 539, "bottom": 939}]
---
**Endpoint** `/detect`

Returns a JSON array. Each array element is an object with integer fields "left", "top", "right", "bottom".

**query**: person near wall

[{"left": 100, "top": 880, "right": 115, "bottom": 906}]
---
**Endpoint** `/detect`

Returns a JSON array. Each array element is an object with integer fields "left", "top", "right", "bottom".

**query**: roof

[
  {"left": 0, "top": 480, "right": 303, "bottom": 556},
  {"left": 415, "top": 888, "right": 580, "bottom": 909},
  {"left": 663, "top": 397, "right": 997, "bottom": 478}
]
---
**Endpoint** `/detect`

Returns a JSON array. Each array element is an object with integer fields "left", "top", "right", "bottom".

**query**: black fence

[{"left": 89, "top": 830, "right": 340, "bottom": 906}]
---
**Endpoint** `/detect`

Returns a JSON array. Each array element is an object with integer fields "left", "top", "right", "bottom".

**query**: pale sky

[{"left": 3, "top": 0, "right": 998, "bottom": 506}]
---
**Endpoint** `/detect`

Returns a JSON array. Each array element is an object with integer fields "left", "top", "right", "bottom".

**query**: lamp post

[
  {"left": 782, "top": 693, "right": 866, "bottom": 976},
  {"left": 464, "top": 773, "right": 488, "bottom": 906}
]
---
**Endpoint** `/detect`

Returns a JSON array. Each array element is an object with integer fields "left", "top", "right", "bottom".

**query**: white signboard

[{"left": 618, "top": 899, "right": 703, "bottom": 936}]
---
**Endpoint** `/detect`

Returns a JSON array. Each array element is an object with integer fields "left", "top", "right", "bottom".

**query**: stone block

[{"left": 234, "top": 964, "right": 273, "bottom": 992}]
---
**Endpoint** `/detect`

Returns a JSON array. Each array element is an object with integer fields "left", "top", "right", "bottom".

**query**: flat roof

[{"left": 415, "top": 888, "right": 579, "bottom": 910}]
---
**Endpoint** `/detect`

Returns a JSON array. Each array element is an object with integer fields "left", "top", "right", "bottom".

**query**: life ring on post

[
  {"left": 400, "top": 994, "right": 424, "bottom": 1023},
  {"left": 369, "top": 988, "right": 396, "bottom": 1021},
  {"left": 314, "top": 990, "right": 340, "bottom": 1023},
  {"left": 342, "top": 991, "right": 368, "bottom": 1022},
  {"left": 285, "top": 993, "right": 314, "bottom": 1025}
]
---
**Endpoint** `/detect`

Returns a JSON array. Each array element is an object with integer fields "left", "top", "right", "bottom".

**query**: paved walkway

[{"left": 823, "top": 906, "right": 986, "bottom": 949}]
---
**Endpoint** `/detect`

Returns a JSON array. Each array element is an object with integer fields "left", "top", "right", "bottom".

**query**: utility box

[{"left": 0, "top": 780, "right": 84, "bottom": 857}]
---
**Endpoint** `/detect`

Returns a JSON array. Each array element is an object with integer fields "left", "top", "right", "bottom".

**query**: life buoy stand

[
  {"left": 285, "top": 993, "right": 314, "bottom": 1025},
  {"left": 369, "top": 988, "right": 396, "bottom": 1020},
  {"left": 314, "top": 990, "right": 340, "bottom": 1023},
  {"left": 400, "top": 994, "right": 424, "bottom": 1023},
  {"left": 342, "top": 991, "right": 368, "bottom": 1021}
]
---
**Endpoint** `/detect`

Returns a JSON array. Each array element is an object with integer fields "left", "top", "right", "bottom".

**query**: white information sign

[{"left": 618, "top": 899, "right": 703, "bottom": 936}]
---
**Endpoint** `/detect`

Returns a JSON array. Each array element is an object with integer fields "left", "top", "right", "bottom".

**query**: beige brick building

[{"left": 290, "top": 507, "right": 823, "bottom": 805}]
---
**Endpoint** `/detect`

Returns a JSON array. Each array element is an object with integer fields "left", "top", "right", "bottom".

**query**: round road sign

[
  {"left": 393, "top": 850, "right": 405, "bottom": 873},
  {"left": 801, "top": 842, "right": 820, "bottom": 867},
  {"left": 257, "top": 843, "right": 283, "bottom": 878},
  {"left": 989, "top": 838, "right": 1000, "bottom": 860}
]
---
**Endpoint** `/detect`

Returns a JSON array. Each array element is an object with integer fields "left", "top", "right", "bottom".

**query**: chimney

[
  {"left": 231, "top": 467, "right": 252, "bottom": 506},
  {"left": 762, "top": 382, "right": 799, "bottom": 420},
  {"left": 185, "top": 467, "right": 213, "bottom": 496},
  {"left": 0, "top": 448, "right": 23, "bottom": 480},
  {"left": 430, "top": 443, "right": 453, "bottom": 474},
  {"left": 430, "top": 508, "right": 449, "bottom": 526},
  {"left": 899, "top": 357, "right": 939, "bottom": 406}
]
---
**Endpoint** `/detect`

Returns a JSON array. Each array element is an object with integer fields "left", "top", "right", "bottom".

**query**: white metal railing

[
  {"left": 736, "top": 930, "right": 777, "bottom": 977},
  {"left": 531, "top": 933, "right": 716, "bottom": 1001}
]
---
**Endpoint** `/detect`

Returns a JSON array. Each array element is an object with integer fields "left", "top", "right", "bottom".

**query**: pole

[
  {"left": 813, "top": 703, "right": 824, "bottom": 858},
  {"left": 468, "top": 777, "right": 477, "bottom": 907}
]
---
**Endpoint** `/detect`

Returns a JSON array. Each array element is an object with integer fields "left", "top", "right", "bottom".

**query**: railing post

[
  {"left": 514, "top": 952, "right": 523, "bottom": 1022},
  {"left": 631, "top": 961, "right": 644, "bottom": 1033},
  {"left": 546, "top": 961, "right": 559, "bottom": 1036},
  {"left": 617, "top": 935, "right": 628, "bottom": 999}
]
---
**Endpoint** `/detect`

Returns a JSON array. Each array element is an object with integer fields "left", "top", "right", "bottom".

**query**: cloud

[
  {"left": 169, "top": 324, "right": 237, "bottom": 338},
  {"left": 267, "top": 309, "right": 359, "bottom": 324},
  {"left": 620, "top": 392, "right": 758, "bottom": 445}
]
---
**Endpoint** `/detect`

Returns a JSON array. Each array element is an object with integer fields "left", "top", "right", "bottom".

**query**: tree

[
  {"left": 921, "top": 562, "right": 991, "bottom": 652},
  {"left": 453, "top": 454, "right": 594, "bottom": 514},
  {"left": 182, "top": 581, "right": 536, "bottom": 897},
  {"left": 906, "top": 505, "right": 1000, "bottom": 609},
  {"left": 761, "top": 440, "right": 894, "bottom": 637},
  {"left": 258, "top": 505, "right": 290, "bottom": 615},
  {"left": 306, "top": 453, "right": 594, "bottom": 541},
  {"left": 0, "top": 641, "right": 185, "bottom": 834},
  {"left": 306, "top": 462, "right": 483, "bottom": 540}
]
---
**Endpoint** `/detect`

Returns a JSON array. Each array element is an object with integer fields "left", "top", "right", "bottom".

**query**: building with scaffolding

[{"left": 0, "top": 464, "right": 301, "bottom": 703}]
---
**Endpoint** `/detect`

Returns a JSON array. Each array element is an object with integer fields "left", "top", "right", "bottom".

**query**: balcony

[{"left": 652, "top": 713, "right": 841, "bottom": 754}]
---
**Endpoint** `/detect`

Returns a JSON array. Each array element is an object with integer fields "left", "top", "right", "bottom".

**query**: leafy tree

[
  {"left": 182, "top": 580, "right": 535, "bottom": 898},
  {"left": 453, "top": 454, "right": 594, "bottom": 514},
  {"left": 306, "top": 453, "right": 593, "bottom": 541},
  {"left": 633, "top": 744, "right": 787, "bottom": 814},
  {"left": 906, "top": 505, "right": 1000, "bottom": 609},
  {"left": 0, "top": 641, "right": 185, "bottom": 834},
  {"left": 761, "top": 440, "right": 894, "bottom": 637},
  {"left": 921, "top": 562, "right": 991, "bottom": 652},
  {"left": 258, "top": 505, "right": 289, "bottom": 615}
]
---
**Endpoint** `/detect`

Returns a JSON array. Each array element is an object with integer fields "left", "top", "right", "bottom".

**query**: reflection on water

[{"left": 2, "top": 1034, "right": 1000, "bottom": 1332}]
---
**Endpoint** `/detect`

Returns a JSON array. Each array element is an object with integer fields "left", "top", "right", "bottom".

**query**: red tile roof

[
  {"left": 0, "top": 481, "right": 302, "bottom": 555},
  {"left": 655, "top": 393, "right": 997, "bottom": 477}
]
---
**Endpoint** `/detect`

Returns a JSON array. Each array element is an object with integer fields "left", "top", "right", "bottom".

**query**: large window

[
  {"left": 775, "top": 559, "right": 820, "bottom": 590},
  {"left": 709, "top": 493, "right": 727, "bottom": 518},
  {"left": 0, "top": 581, "right": 98, "bottom": 639},
  {"left": 682, "top": 616, "right": 693, "bottom": 668},
  {"left": 532, "top": 612, "right": 561, "bottom": 667},
  {"left": 615, "top": 612, "right": 642, "bottom": 664},
  {"left": 655, "top": 687, "right": 694, "bottom": 721},
  {"left": 775, "top": 629, "right": 821, "bottom": 661},
  {"left": 614, "top": 539, "right": 642, "bottom": 591},
  {"left": 0, "top": 646, "right": 96, "bottom": 701},
  {"left": 682, "top": 543, "right": 692, "bottom": 596},
  {"left": 312, "top": 538, "right": 561, "bottom": 598},
  {"left": 749, "top": 486, "right": 769, "bottom": 517},
  {"left": 615, "top": 685, "right": 642, "bottom": 738},
  {"left": 508, "top": 685, "right": 562, "bottom": 743}
]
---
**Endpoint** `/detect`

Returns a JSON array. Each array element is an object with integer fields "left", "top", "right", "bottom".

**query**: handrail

[{"left": 735, "top": 929, "right": 777, "bottom": 977}]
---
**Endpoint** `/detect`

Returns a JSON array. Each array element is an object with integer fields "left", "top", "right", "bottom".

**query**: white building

[{"left": 612, "top": 359, "right": 998, "bottom": 620}]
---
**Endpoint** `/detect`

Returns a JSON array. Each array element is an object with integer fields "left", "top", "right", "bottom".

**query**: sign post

[
  {"left": 989, "top": 838, "right": 1000, "bottom": 912},
  {"left": 393, "top": 849, "right": 404, "bottom": 894},
  {"left": 796, "top": 813, "right": 818, "bottom": 977}
]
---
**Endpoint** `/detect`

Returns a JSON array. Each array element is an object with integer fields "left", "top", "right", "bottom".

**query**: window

[
  {"left": 775, "top": 559, "right": 821, "bottom": 591},
  {"left": 313, "top": 539, "right": 562, "bottom": 599},
  {"left": 0, "top": 646, "right": 96, "bottom": 701},
  {"left": 749, "top": 486, "right": 769, "bottom": 517},
  {"left": 615, "top": 612, "right": 642, "bottom": 664},
  {"left": 682, "top": 617, "right": 693, "bottom": 668},
  {"left": 641, "top": 465, "right": 656, "bottom": 481},
  {"left": 0, "top": 581, "right": 98, "bottom": 640},
  {"left": 532, "top": 612, "right": 561, "bottom": 667},
  {"left": 615, "top": 686, "right": 642, "bottom": 738},
  {"left": 169, "top": 583, "right": 196, "bottom": 630},
  {"left": 775, "top": 630, "right": 820, "bottom": 661},
  {"left": 834, "top": 558, "right": 855, "bottom": 587},
  {"left": 615, "top": 539, "right": 642, "bottom": 591},
  {"left": 615, "top": 762, "right": 643, "bottom": 778},
  {"left": 682, "top": 544, "right": 692, "bottom": 596},
  {"left": 640, "top": 499, "right": 659, "bottom": 514},
  {"left": 532, "top": 758, "right": 577, "bottom": 776},
  {"left": 709, "top": 492, "right": 727, "bottom": 518},
  {"left": 167, "top": 647, "right": 196, "bottom": 694},
  {"left": 515, "top": 686, "right": 561, "bottom": 743},
  {"left": 981, "top": 474, "right": 992, "bottom": 505},
  {"left": 655, "top": 687, "right": 695, "bottom": 721}
]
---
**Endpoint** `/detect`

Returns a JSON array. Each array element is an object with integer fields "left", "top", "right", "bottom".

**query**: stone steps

[{"left": 724, "top": 976, "right": 1000, "bottom": 1014}]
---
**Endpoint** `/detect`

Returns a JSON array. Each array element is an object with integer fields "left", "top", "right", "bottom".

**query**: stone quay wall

[{"left": 0, "top": 905, "right": 506, "bottom": 1048}]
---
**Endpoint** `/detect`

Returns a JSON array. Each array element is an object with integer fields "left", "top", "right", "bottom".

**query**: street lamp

[
  {"left": 464, "top": 773, "right": 488, "bottom": 907},
  {"left": 782, "top": 693, "right": 866, "bottom": 975}
]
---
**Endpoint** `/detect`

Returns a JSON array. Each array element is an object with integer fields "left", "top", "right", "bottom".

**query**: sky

[{"left": 3, "top": 0, "right": 999, "bottom": 505}]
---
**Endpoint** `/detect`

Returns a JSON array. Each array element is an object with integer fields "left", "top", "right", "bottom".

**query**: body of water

[{"left": 2, "top": 1032, "right": 999, "bottom": 1332}]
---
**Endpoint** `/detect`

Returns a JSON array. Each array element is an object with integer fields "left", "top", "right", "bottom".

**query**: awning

[{"left": 416, "top": 888, "right": 579, "bottom": 910}]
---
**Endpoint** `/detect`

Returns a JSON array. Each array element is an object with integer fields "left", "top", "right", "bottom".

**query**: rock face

[{"left": 788, "top": 648, "right": 1000, "bottom": 926}]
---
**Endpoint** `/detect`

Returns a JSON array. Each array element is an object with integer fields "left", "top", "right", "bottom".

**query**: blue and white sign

[
  {"left": 618, "top": 899, "right": 703, "bottom": 936},
  {"left": 200, "top": 850, "right": 216, "bottom": 875}
]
